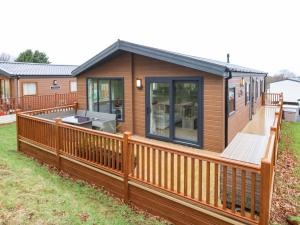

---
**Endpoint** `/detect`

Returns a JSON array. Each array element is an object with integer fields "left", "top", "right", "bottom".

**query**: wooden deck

[{"left": 242, "top": 106, "right": 280, "bottom": 136}]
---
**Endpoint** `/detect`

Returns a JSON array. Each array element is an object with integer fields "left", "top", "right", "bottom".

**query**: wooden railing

[
  {"left": 16, "top": 93, "right": 283, "bottom": 225},
  {"left": 263, "top": 92, "right": 283, "bottom": 106},
  {"left": 127, "top": 138, "right": 261, "bottom": 224},
  {"left": 0, "top": 92, "right": 77, "bottom": 115}
]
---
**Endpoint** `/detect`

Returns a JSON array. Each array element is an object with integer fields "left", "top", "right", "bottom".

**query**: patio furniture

[
  {"left": 62, "top": 115, "right": 93, "bottom": 128},
  {"left": 35, "top": 109, "right": 116, "bottom": 133},
  {"left": 76, "top": 110, "right": 116, "bottom": 133}
]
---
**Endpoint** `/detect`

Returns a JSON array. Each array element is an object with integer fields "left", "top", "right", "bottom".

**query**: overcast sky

[{"left": 1, "top": 0, "right": 299, "bottom": 75}]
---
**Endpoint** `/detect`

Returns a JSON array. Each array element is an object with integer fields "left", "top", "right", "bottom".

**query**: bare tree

[
  {"left": 266, "top": 69, "right": 299, "bottom": 88},
  {"left": 0, "top": 53, "right": 11, "bottom": 61}
]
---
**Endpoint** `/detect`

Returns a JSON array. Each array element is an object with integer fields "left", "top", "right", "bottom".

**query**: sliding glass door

[
  {"left": 149, "top": 82, "right": 170, "bottom": 137},
  {"left": 174, "top": 81, "right": 198, "bottom": 142},
  {"left": 146, "top": 77, "right": 202, "bottom": 147}
]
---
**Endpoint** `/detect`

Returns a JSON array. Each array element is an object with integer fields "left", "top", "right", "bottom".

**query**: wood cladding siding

[
  {"left": 0, "top": 74, "right": 76, "bottom": 98},
  {"left": 77, "top": 53, "right": 225, "bottom": 152},
  {"left": 19, "top": 77, "right": 76, "bottom": 97},
  {"left": 228, "top": 77, "right": 264, "bottom": 143}
]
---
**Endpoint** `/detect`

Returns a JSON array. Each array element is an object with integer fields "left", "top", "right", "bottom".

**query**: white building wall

[{"left": 269, "top": 80, "right": 300, "bottom": 103}]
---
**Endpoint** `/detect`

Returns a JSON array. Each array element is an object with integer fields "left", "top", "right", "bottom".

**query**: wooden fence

[
  {"left": 16, "top": 92, "right": 283, "bottom": 225},
  {"left": 0, "top": 92, "right": 77, "bottom": 115}
]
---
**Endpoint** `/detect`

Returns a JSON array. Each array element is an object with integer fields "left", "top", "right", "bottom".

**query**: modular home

[
  {"left": 0, "top": 61, "right": 78, "bottom": 99},
  {"left": 73, "top": 40, "right": 266, "bottom": 152},
  {"left": 269, "top": 78, "right": 300, "bottom": 121}
]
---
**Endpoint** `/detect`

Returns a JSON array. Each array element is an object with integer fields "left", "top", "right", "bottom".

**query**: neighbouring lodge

[
  {"left": 73, "top": 40, "right": 267, "bottom": 151},
  {"left": 0, "top": 61, "right": 78, "bottom": 99}
]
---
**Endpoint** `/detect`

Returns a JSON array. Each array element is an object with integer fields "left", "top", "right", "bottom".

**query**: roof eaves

[
  {"left": 72, "top": 41, "right": 120, "bottom": 75},
  {"left": 0, "top": 68, "right": 12, "bottom": 77},
  {"left": 73, "top": 40, "right": 227, "bottom": 76},
  {"left": 230, "top": 71, "right": 268, "bottom": 77},
  {"left": 119, "top": 41, "right": 226, "bottom": 76}
]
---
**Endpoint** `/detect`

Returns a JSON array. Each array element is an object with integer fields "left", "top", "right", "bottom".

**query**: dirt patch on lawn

[{"left": 270, "top": 136, "right": 300, "bottom": 225}]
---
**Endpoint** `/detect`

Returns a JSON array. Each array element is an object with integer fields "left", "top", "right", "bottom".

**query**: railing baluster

[
  {"left": 158, "top": 149, "right": 161, "bottom": 186},
  {"left": 142, "top": 145, "right": 145, "bottom": 181},
  {"left": 116, "top": 139, "right": 119, "bottom": 170},
  {"left": 184, "top": 156, "right": 187, "bottom": 196},
  {"left": 191, "top": 158, "right": 195, "bottom": 198},
  {"left": 206, "top": 161, "right": 210, "bottom": 204},
  {"left": 214, "top": 163, "right": 219, "bottom": 206},
  {"left": 112, "top": 139, "right": 115, "bottom": 169},
  {"left": 152, "top": 148, "right": 156, "bottom": 184},
  {"left": 198, "top": 159, "right": 202, "bottom": 201},
  {"left": 99, "top": 136, "right": 103, "bottom": 165},
  {"left": 164, "top": 151, "right": 168, "bottom": 189},
  {"left": 103, "top": 137, "right": 107, "bottom": 166},
  {"left": 231, "top": 168, "right": 236, "bottom": 212},
  {"left": 177, "top": 155, "right": 181, "bottom": 194},
  {"left": 241, "top": 170, "right": 246, "bottom": 216},
  {"left": 136, "top": 144, "right": 140, "bottom": 178},
  {"left": 147, "top": 147, "right": 150, "bottom": 183},
  {"left": 222, "top": 166, "right": 227, "bottom": 209},
  {"left": 251, "top": 172, "right": 256, "bottom": 219}
]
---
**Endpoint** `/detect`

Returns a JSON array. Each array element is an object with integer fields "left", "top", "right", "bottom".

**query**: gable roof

[
  {"left": 72, "top": 40, "right": 267, "bottom": 77},
  {"left": 0, "top": 61, "right": 78, "bottom": 77}
]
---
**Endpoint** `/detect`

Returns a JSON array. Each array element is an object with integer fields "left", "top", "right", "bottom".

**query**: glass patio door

[
  {"left": 148, "top": 82, "right": 170, "bottom": 138},
  {"left": 174, "top": 81, "right": 198, "bottom": 142},
  {"left": 98, "top": 79, "right": 110, "bottom": 113},
  {"left": 146, "top": 78, "right": 202, "bottom": 147}
]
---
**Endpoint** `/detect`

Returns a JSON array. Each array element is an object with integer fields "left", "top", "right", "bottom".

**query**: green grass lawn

[
  {"left": 280, "top": 122, "right": 300, "bottom": 175},
  {"left": 281, "top": 122, "right": 300, "bottom": 208},
  {"left": 0, "top": 123, "right": 164, "bottom": 225},
  {"left": 275, "top": 121, "right": 300, "bottom": 224}
]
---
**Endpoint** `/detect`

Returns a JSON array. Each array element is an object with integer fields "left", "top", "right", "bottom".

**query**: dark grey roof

[
  {"left": 72, "top": 40, "right": 267, "bottom": 77},
  {"left": 0, "top": 61, "right": 78, "bottom": 77}
]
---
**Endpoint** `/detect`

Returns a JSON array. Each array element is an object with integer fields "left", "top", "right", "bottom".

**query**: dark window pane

[
  {"left": 149, "top": 82, "right": 170, "bottom": 137},
  {"left": 87, "top": 79, "right": 98, "bottom": 112},
  {"left": 174, "top": 81, "right": 198, "bottom": 142},
  {"left": 98, "top": 80, "right": 110, "bottom": 113},
  {"left": 229, "top": 87, "right": 235, "bottom": 114},
  {"left": 111, "top": 79, "right": 124, "bottom": 120}
]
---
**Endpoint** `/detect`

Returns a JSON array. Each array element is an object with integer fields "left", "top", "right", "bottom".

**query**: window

[
  {"left": 245, "top": 82, "right": 250, "bottom": 105},
  {"left": 260, "top": 80, "right": 264, "bottom": 96},
  {"left": 87, "top": 78, "right": 124, "bottom": 121},
  {"left": 255, "top": 80, "right": 258, "bottom": 100},
  {"left": 70, "top": 81, "right": 77, "bottom": 92},
  {"left": 0, "top": 79, "right": 10, "bottom": 98},
  {"left": 228, "top": 87, "right": 235, "bottom": 115},
  {"left": 23, "top": 83, "right": 37, "bottom": 96}
]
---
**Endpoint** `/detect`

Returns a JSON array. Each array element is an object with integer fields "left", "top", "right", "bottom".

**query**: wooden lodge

[
  {"left": 14, "top": 41, "right": 283, "bottom": 224},
  {"left": 0, "top": 61, "right": 77, "bottom": 114}
]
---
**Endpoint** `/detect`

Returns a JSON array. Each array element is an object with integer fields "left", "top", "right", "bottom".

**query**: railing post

[
  {"left": 55, "top": 93, "right": 58, "bottom": 107},
  {"left": 15, "top": 109, "right": 22, "bottom": 152},
  {"left": 55, "top": 118, "right": 62, "bottom": 170},
  {"left": 74, "top": 101, "right": 78, "bottom": 114},
  {"left": 259, "top": 158, "right": 272, "bottom": 225},
  {"left": 123, "top": 131, "right": 132, "bottom": 203}
]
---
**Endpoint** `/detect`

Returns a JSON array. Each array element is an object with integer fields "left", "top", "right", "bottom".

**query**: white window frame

[
  {"left": 23, "top": 82, "right": 37, "bottom": 96},
  {"left": 70, "top": 81, "right": 77, "bottom": 92}
]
